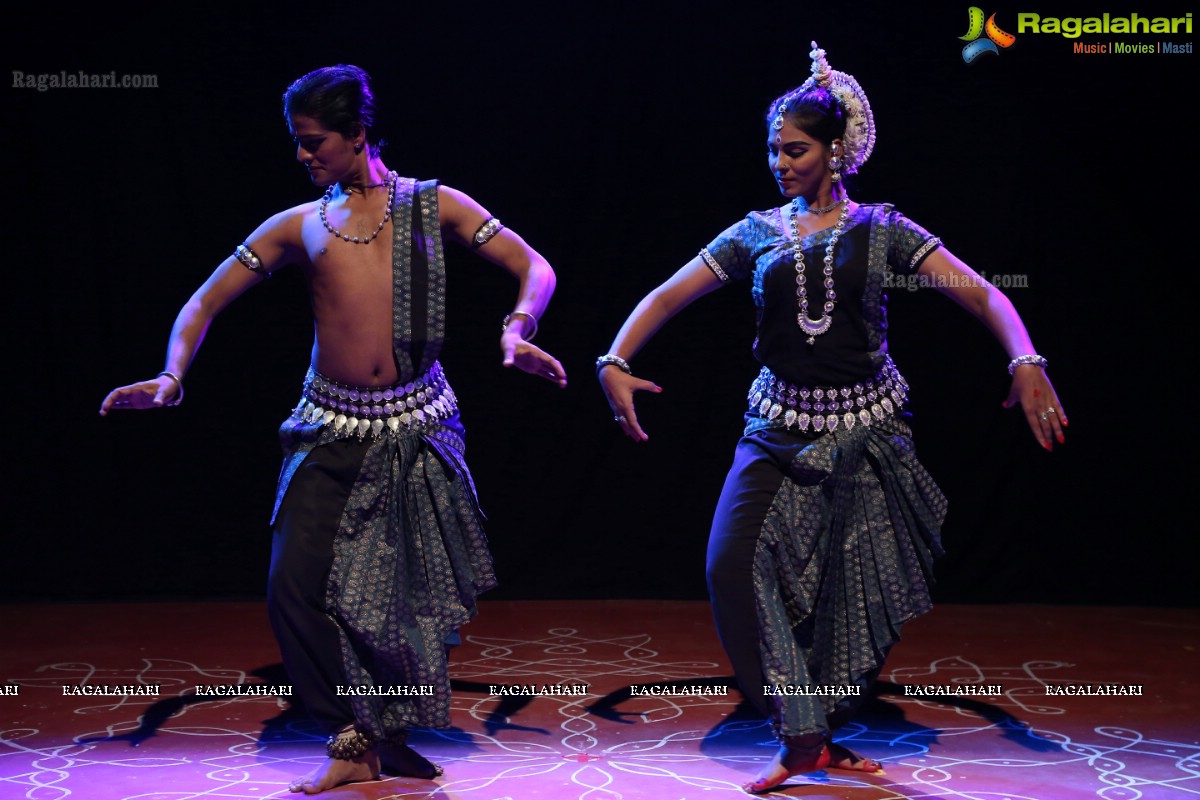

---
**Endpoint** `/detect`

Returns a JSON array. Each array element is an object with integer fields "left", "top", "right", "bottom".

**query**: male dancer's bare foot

[
  {"left": 377, "top": 735, "right": 443, "bottom": 779},
  {"left": 288, "top": 749, "right": 380, "bottom": 794},
  {"left": 742, "top": 732, "right": 830, "bottom": 794},
  {"left": 827, "top": 740, "right": 885, "bottom": 774}
]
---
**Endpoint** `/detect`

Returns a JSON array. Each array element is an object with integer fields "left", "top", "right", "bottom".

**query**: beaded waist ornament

[
  {"left": 748, "top": 356, "right": 908, "bottom": 432},
  {"left": 290, "top": 362, "right": 458, "bottom": 440}
]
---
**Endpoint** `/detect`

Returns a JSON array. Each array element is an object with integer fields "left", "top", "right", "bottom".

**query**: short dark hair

[
  {"left": 765, "top": 87, "right": 846, "bottom": 147},
  {"left": 283, "top": 65, "right": 380, "bottom": 155}
]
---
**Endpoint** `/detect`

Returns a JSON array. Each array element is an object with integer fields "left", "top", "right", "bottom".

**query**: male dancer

[{"left": 101, "top": 65, "right": 566, "bottom": 794}]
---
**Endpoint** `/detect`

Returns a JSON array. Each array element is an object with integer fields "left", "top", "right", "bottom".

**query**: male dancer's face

[{"left": 290, "top": 115, "right": 357, "bottom": 188}]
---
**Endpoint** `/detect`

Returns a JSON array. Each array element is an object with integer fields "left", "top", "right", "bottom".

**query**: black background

[{"left": 6, "top": 1, "right": 1195, "bottom": 606}]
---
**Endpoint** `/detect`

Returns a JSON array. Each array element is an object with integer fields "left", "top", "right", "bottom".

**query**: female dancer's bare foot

[
  {"left": 827, "top": 740, "right": 885, "bottom": 774},
  {"left": 288, "top": 749, "right": 380, "bottom": 794},
  {"left": 742, "top": 732, "right": 830, "bottom": 794}
]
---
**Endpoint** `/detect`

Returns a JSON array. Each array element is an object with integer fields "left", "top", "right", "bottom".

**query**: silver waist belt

[
  {"left": 748, "top": 356, "right": 908, "bottom": 432},
  {"left": 290, "top": 361, "right": 458, "bottom": 440}
]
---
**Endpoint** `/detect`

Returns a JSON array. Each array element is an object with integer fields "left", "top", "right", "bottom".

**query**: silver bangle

[
  {"left": 1008, "top": 354, "right": 1048, "bottom": 375},
  {"left": 596, "top": 354, "right": 632, "bottom": 376},
  {"left": 157, "top": 371, "right": 185, "bottom": 406},
  {"left": 502, "top": 310, "right": 538, "bottom": 341}
]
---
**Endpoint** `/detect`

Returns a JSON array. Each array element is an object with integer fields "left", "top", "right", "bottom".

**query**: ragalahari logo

[{"left": 960, "top": 7, "right": 1017, "bottom": 62}]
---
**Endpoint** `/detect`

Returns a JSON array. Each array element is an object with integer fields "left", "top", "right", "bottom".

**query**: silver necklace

[
  {"left": 790, "top": 197, "right": 850, "bottom": 344},
  {"left": 799, "top": 198, "right": 842, "bottom": 215},
  {"left": 342, "top": 180, "right": 388, "bottom": 195},
  {"left": 320, "top": 171, "right": 398, "bottom": 244}
]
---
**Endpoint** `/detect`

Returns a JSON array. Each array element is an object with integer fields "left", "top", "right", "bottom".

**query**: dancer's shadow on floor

[
  {"left": 448, "top": 677, "right": 560, "bottom": 737},
  {"left": 695, "top": 679, "right": 1066, "bottom": 758},
  {"left": 871, "top": 680, "right": 1065, "bottom": 754},
  {"left": 76, "top": 663, "right": 299, "bottom": 748},
  {"left": 586, "top": 675, "right": 736, "bottom": 726},
  {"left": 74, "top": 661, "right": 547, "bottom": 753}
]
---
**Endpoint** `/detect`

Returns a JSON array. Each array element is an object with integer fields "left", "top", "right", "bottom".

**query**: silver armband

[
  {"left": 471, "top": 217, "right": 505, "bottom": 249},
  {"left": 234, "top": 244, "right": 269, "bottom": 277}
]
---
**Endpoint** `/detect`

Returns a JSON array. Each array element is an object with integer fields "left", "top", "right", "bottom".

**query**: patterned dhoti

[
  {"left": 707, "top": 417, "right": 946, "bottom": 736},
  {"left": 268, "top": 365, "right": 495, "bottom": 738}
]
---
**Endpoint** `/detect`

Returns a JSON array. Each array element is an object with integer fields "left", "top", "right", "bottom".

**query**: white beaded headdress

[{"left": 772, "top": 42, "right": 876, "bottom": 175}]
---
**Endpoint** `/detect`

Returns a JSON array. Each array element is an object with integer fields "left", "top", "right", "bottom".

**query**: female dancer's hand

[
  {"left": 99, "top": 376, "right": 180, "bottom": 415},
  {"left": 599, "top": 366, "right": 662, "bottom": 442},
  {"left": 1003, "top": 366, "right": 1067, "bottom": 451},
  {"left": 502, "top": 336, "right": 567, "bottom": 388}
]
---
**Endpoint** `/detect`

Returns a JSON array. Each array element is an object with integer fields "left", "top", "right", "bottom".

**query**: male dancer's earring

[{"left": 354, "top": 142, "right": 364, "bottom": 154}]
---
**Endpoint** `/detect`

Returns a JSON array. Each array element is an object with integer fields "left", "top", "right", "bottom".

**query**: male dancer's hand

[
  {"left": 99, "top": 376, "right": 181, "bottom": 415},
  {"left": 503, "top": 337, "right": 567, "bottom": 389}
]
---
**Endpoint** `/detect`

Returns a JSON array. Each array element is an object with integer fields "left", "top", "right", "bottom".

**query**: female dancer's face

[{"left": 767, "top": 120, "right": 834, "bottom": 200}]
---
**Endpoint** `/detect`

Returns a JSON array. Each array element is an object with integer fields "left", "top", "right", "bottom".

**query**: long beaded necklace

[
  {"left": 790, "top": 196, "right": 850, "bottom": 345},
  {"left": 319, "top": 170, "right": 398, "bottom": 244}
]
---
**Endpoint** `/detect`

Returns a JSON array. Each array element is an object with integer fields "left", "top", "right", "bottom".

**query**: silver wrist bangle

[
  {"left": 1008, "top": 354, "right": 1048, "bottom": 375},
  {"left": 596, "top": 354, "right": 632, "bottom": 377},
  {"left": 502, "top": 311, "right": 538, "bottom": 341},
  {"left": 157, "top": 371, "right": 185, "bottom": 406}
]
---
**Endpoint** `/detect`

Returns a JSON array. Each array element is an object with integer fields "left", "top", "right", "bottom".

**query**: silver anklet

[{"left": 327, "top": 725, "right": 371, "bottom": 760}]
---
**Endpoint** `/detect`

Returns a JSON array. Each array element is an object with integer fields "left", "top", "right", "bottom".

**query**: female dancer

[{"left": 597, "top": 44, "right": 1065, "bottom": 793}]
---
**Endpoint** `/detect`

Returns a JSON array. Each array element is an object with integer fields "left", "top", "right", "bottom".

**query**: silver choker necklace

[
  {"left": 799, "top": 197, "right": 843, "bottom": 215},
  {"left": 790, "top": 197, "right": 850, "bottom": 344},
  {"left": 320, "top": 171, "right": 398, "bottom": 244},
  {"left": 341, "top": 179, "right": 389, "bottom": 195}
]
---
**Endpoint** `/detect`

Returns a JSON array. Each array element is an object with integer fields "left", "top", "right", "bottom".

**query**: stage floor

[{"left": 1, "top": 601, "right": 1195, "bottom": 799}]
